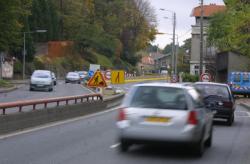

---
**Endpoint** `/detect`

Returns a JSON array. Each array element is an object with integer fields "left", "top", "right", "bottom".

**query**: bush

[{"left": 182, "top": 73, "right": 199, "bottom": 82}]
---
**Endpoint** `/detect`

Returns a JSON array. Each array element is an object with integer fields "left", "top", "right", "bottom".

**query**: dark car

[{"left": 194, "top": 82, "right": 235, "bottom": 126}]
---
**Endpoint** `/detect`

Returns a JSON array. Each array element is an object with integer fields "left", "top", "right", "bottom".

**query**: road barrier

[
  {"left": 0, "top": 93, "right": 124, "bottom": 135},
  {"left": 0, "top": 93, "right": 103, "bottom": 115}
]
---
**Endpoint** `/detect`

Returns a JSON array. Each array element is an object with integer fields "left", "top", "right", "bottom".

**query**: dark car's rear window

[
  {"left": 129, "top": 86, "right": 187, "bottom": 110},
  {"left": 195, "top": 84, "right": 230, "bottom": 99}
]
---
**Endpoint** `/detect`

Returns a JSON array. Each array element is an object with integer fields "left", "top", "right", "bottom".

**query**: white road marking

[
  {"left": 0, "top": 107, "right": 119, "bottom": 140},
  {"left": 110, "top": 143, "right": 120, "bottom": 149},
  {"left": 81, "top": 85, "right": 95, "bottom": 93},
  {"left": 235, "top": 111, "right": 250, "bottom": 117}
]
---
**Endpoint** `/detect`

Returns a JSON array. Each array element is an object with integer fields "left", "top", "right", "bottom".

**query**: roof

[
  {"left": 134, "top": 82, "right": 194, "bottom": 89},
  {"left": 191, "top": 4, "right": 226, "bottom": 17},
  {"left": 195, "top": 82, "right": 228, "bottom": 87},
  {"left": 141, "top": 56, "right": 154, "bottom": 65}
]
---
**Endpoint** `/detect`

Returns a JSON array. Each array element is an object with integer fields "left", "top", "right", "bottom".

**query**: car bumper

[
  {"left": 213, "top": 108, "right": 234, "bottom": 119},
  {"left": 65, "top": 79, "right": 80, "bottom": 83},
  {"left": 117, "top": 123, "right": 202, "bottom": 144},
  {"left": 30, "top": 84, "right": 51, "bottom": 90}
]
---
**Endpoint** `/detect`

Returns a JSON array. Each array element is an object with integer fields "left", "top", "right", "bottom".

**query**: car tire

[
  {"left": 54, "top": 81, "right": 57, "bottom": 85},
  {"left": 119, "top": 140, "right": 130, "bottom": 152},
  {"left": 227, "top": 114, "right": 234, "bottom": 126},
  {"left": 205, "top": 127, "right": 213, "bottom": 147},
  {"left": 193, "top": 132, "right": 205, "bottom": 157},
  {"left": 30, "top": 87, "right": 33, "bottom": 91}
]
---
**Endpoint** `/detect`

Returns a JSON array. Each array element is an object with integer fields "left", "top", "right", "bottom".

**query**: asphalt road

[
  {"left": 0, "top": 81, "right": 93, "bottom": 103},
  {"left": 0, "top": 105, "right": 249, "bottom": 164}
]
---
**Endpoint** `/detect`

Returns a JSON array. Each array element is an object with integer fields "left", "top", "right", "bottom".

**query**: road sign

[
  {"left": 88, "top": 70, "right": 94, "bottom": 77},
  {"left": 171, "top": 74, "right": 178, "bottom": 83},
  {"left": 201, "top": 73, "right": 211, "bottom": 82},
  {"left": 105, "top": 70, "right": 111, "bottom": 80},
  {"left": 111, "top": 70, "right": 125, "bottom": 84},
  {"left": 88, "top": 71, "right": 107, "bottom": 87}
]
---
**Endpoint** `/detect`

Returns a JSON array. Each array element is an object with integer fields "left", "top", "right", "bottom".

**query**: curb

[
  {"left": 238, "top": 103, "right": 250, "bottom": 111},
  {"left": 0, "top": 86, "right": 17, "bottom": 93}
]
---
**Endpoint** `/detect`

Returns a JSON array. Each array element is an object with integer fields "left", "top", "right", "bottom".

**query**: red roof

[
  {"left": 141, "top": 56, "right": 154, "bottom": 65},
  {"left": 191, "top": 4, "right": 226, "bottom": 17}
]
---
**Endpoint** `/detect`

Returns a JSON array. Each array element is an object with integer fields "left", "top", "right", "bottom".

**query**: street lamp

[
  {"left": 23, "top": 30, "right": 47, "bottom": 80},
  {"left": 160, "top": 8, "right": 176, "bottom": 75}
]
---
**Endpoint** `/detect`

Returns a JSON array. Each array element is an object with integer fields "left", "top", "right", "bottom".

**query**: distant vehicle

[
  {"left": 51, "top": 72, "right": 57, "bottom": 85},
  {"left": 30, "top": 70, "right": 54, "bottom": 92},
  {"left": 82, "top": 75, "right": 90, "bottom": 85},
  {"left": 78, "top": 71, "right": 88, "bottom": 80},
  {"left": 194, "top": 82, "right": 235, "bottom": 126},
  {"left": 228, "top": 72, "right": 250, "bottom": 97},
  {"left": 65, "top": 72, "right": 81, "bottom": 84},
  {"left": 117, "top": 83, "right": 213, "bottom": 157}
]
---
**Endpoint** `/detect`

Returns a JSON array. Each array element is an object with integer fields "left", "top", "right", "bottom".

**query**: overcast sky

[{"left": 149, "top": 0, "right": 225, "bottom": 48}]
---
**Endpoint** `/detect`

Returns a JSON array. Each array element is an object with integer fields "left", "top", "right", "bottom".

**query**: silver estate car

[{"left": 117, "top": 83, "right": 214, "bottom": 157}]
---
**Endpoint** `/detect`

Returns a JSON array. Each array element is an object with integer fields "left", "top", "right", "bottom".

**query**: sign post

[{"left": 111, "top": 70, "right": 125, "bottom": 84}]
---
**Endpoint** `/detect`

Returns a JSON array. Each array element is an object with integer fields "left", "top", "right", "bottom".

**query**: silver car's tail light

[
  {"left": 187, "top": 111, "right": 198, "bottom": 125},
  {"left": 118, "top": 108, "right": 126, "bottom": 121}
]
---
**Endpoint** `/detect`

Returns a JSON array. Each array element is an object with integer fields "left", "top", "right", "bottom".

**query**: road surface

[{"left": 0, "top": 105, "right": 249, "bottom": 164}]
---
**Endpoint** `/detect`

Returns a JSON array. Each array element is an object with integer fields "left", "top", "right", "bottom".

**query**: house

[
  {"left": 137, "top": 55, "right": 155, "bottom": 74},
  {"left": 190, "top": 4, "right": 226, "bottom": 76},
  {"left": 151, "top": 52, "right": 171, "bottom": 73}
]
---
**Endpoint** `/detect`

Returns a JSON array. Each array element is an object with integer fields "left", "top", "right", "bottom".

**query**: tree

[{"left": 208, "top": 0, "right": 250, "bottom": 55}]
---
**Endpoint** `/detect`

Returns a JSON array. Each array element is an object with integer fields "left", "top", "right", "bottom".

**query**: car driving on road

[
  {"left": 117, "top": 83, "right": 214, "bottom": 157},
  {"left": 65, "top": 72, "right": 81, "bottom": 84},
  {"left": 30, "top": 70, "right": 54, "bottom": 92},
  {"left": 194, "top": 82, "right": 235, "bottom": 126}
]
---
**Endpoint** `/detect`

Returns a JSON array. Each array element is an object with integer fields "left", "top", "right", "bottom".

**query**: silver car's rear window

[
  {"left": 195, "top": 84, "right": 230, "bottom": 99},
  {"left": 129, "top": 86, "right": 187, "bottom": 110}
]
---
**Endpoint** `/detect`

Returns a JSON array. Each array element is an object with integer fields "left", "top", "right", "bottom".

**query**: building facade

[{"left": 190, "top": 4, "right": 225, "bottom": 76}]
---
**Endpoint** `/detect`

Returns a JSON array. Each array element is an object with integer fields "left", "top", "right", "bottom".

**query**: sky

[{"left": 149, "top": 0, "right": 225, "bottom": 48}]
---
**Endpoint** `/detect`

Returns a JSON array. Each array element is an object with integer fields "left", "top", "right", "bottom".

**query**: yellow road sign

[
  {"left": 111, "top": 70, "right": 125, "bottom": 84},
  {"left": 88, "top": 71, "right": 107, "bottom": 87}
]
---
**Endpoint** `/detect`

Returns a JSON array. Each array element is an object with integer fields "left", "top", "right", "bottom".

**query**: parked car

[
  {"left": 65, "top": 72, "right": 81, "bottom": 84},
  {"left": 194, "top": 82, "right": 235, "bottom": 126},
  {"left": 117, "top": 83, "right": 213, "bottom": 157},
  {"left": 52, "top": 72, "right": 57, "bottom": 85},
  {"left": 30, "top": 70, "right": 54, "bottom": 92}
]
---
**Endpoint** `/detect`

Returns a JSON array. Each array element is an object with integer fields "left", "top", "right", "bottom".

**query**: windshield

[
  {"left": 33, "top": 72, "right": 50, "bottom": 78},
  {"left": 195, "top": 84, "right": 229, "bottom": 99},
  {"left": 67, "top": 73, "right": 79, "bottom": 77},
  {"left": 129, "top": 86, "right": 187, "bottom": 110}
]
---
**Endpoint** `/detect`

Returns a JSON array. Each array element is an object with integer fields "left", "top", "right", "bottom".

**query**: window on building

[
  {"left": 195, "top": 70, "right": 199, "bottom": 75},
  {"left": 194, "top": 65, "right": 199, "bottom": 69}
]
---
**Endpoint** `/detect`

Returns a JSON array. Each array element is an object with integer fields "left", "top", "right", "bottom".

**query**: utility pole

[
  {"left": 0, "top": 52, "right": 3, "bottom": 80},
  {"left": 23, "top": 32, "right": 26, "bottom": 80},
  {"left": 199, "top": 0, "right": 204, "bottom": 79},
  {"left": 175, "top": 35, "right": 179, "bottom": 74},
  {"left": 172, "top": 12, "right": 176, "bottom": 75}
]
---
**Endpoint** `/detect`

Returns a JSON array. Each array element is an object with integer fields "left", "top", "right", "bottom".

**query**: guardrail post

[
  {"left": 87, "top": 97, "right": 89, "bottom": 102},
  {"left": 75, "top": 99, "right": 77, "bottom": 104},
  {"left": 2, "top": 108, "right": 5, "bottom": 115},
  {"left": 44, "top": 103, "right": 47, "bottom": 108},
  {"left": 66, "top": 100, "right": 68, "bottom": 105},
  {"left": 57, "top": 101, "right": 59, "bottom": 106},
  {"left": 19, "top": 106, "right": 22, "bottom": 112},
  {"left": 81, "top": 98, "right": 83, "bottom": 102},
  {"left": 33, "top": 104, "right": 36, "bottom": 110}
]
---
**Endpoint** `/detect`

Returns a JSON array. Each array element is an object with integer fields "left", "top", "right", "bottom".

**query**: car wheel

[
  {"left": 193, "top": 132, "right": 205, "bottom": 157},
  {"left": 54, "top": 81, "right": 57, "bottom": 85},
  {"left": 227, "top": 114, "right": 234, "bottom": 126},
  {"left": 30, "top": 87, "right": 33, "bottom": 91},
  {"left": 205, "top": 127, "right": 213, "bottom": 147},
  {"left": 119, "top": 140, "right": 130, "bottom": 152}
]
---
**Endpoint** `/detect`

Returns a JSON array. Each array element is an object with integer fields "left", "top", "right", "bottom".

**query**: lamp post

[
  {"left": 23, "top": 30, "right": 47, "bottom": 80},
  {"left": 160, "top": 8, "right": 176, "bottom": 75}
]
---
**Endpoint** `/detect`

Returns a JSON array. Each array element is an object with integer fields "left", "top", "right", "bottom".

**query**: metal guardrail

[{"left": 0, "top": 93, "right": 103, "bottom": 115}]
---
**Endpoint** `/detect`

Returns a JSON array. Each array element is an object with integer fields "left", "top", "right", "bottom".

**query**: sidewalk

[
  {"left": 237, "top": 98, "right": 250, "bottom": 110},
  {"left": 0, "top": 80, "right": 28, "bottom": 93}
]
